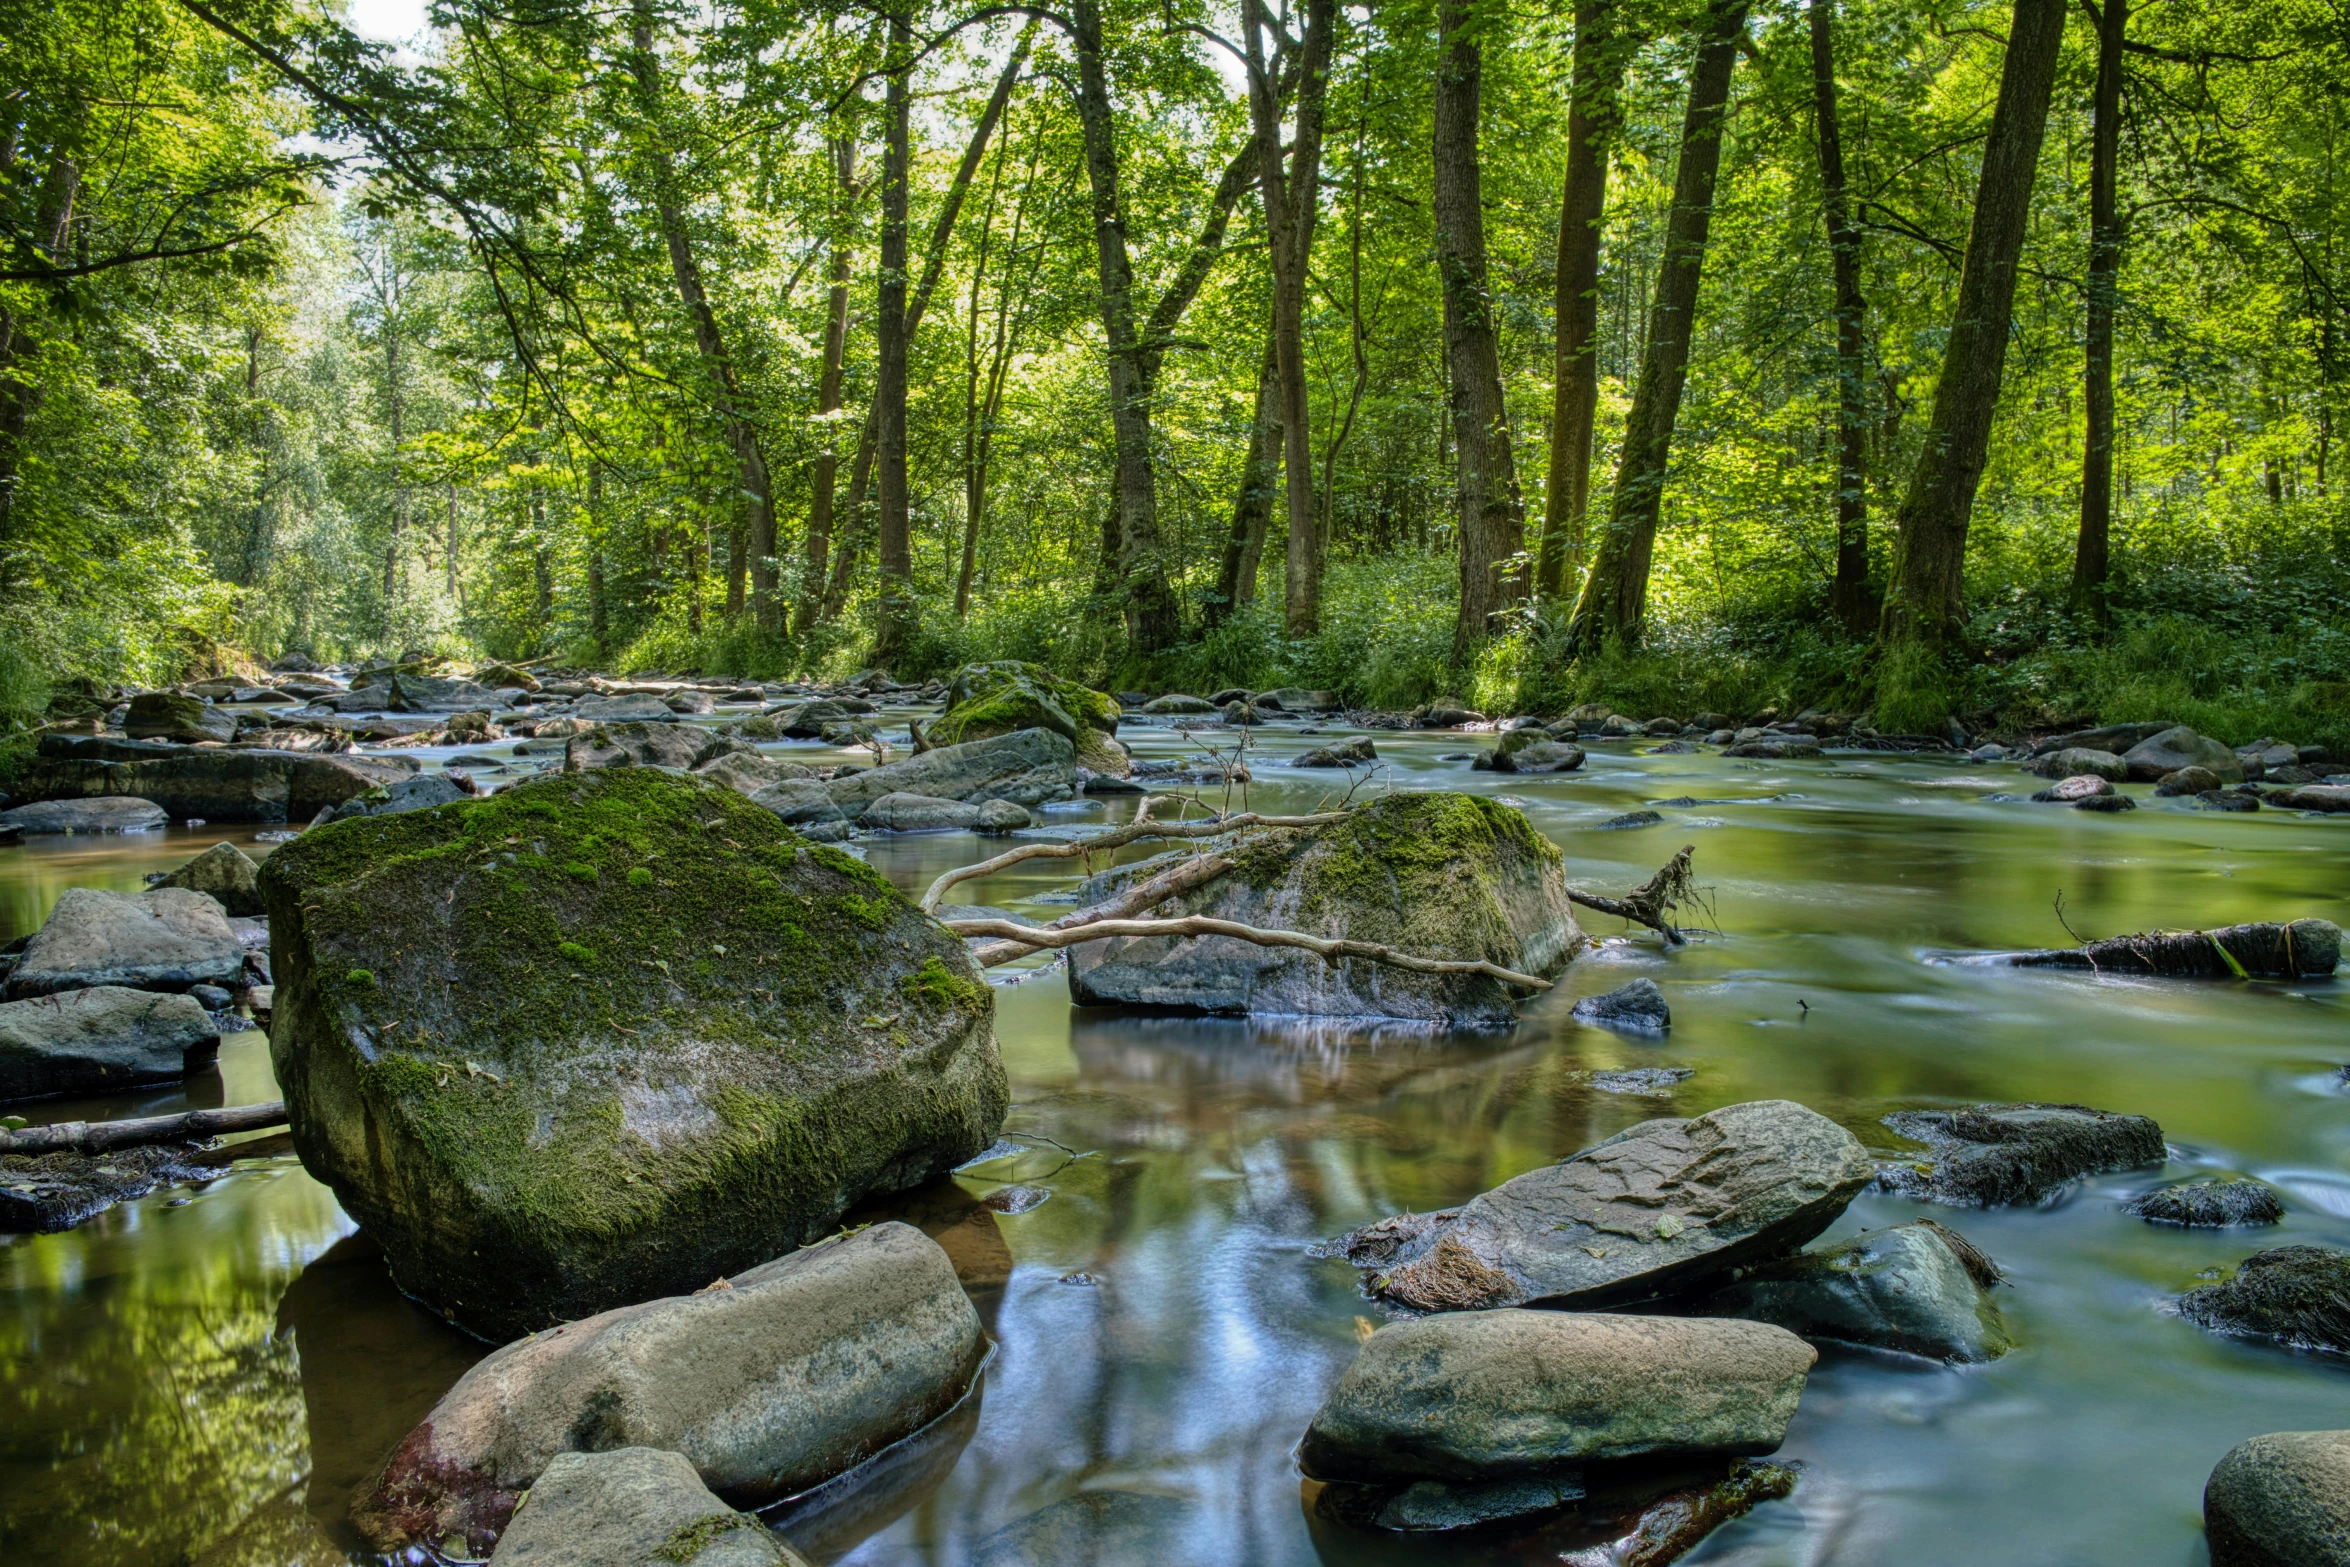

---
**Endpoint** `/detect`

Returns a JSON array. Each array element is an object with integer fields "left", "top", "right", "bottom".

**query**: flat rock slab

[
  {"left": 2127, "top": 1177, "right": 2284, "bottom": 1228},
  {"left": 357, "top": 1222, "right": 984, "bottom": 1556},
  {"left": 2180, "top": 1246, "right": 2350, "bottom": 1355},
  {"left": 1300, "top": 1311, "right": 1815, "bottom": 1485},
  {"left": 0, "top": 797, "right": 168, "bottom": 834},
  {"left": 0, "top": 1142, "right": 224, "bottom": 1232},
  {"left": 2205, "top": 1430, "right": 2350, "bottom": 1567},
  {"left": 487, "top": 1447, "right": 807, "bottom": 1567},
  {"left": 0, "top": 985, "right": 220, "bottom": 1102},
  {"left": 1330, "top": 1100, "right": 1875, "bottom": 1311},
  {"left": 1877, "top": 1103, "right": 2167, "bottom": 1206},
  {"left": 827, "top": 728, "right": 1078, "bottom": 815},
  {"left": 12, "top": 748, "right": 413, "bottom": 823},
  {"left": 1692, "top": 1220, "right": 2010, "bottom": 1363},
  {"left": 6, "top": 888, "right": 244, "bottom": 1000}
]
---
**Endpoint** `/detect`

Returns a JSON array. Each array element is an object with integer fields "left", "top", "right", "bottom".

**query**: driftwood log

[
  {"left": 943, "top": 915, "right": 1557, "bottom": 991},
  {"left": 2009, "top": 918, "right": 2340, "bottom": 980},
  {"left": 0, "top": 1100, "right": 288, "bottom": 1156}
]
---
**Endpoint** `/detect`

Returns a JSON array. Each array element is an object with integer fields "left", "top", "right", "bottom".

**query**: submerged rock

[
  {"left": 2007, "top": 919, "right": 2340, "bottom": 980},
  {"left": 1067, "top": 792, "right": 1582, "bottom": 1025},
  {"left": 1598, "top": 809, "right": 1665, "bottom": 829},
  {"left": 5, "top": 887, "right": 245, "bottom": 999},
  {"left": 259, "top": 769, "right": 1005, "bottom": 1339},
  {"left": 1309, "top": 1457, "right": 1798, "bottom": 1561},
  {"left": 972, "top": 1491, "right": 1189, "bottom": 1567},
  {"left": 0, "top": 1142, "right": 225, "bottom": 1232},
  {"left": 1878, "top": 1103, "right": 2166, "bottom": 1207},
  {"left": 357, "top": 1223, "right": 982, "bottom": 1556},
  {"left": 2127, "top": 1177, "right": 2285, "bottom": 1228},
  {"left": 1572, "top": 978, "right": 1671, "bottom": 1033},
  {"left": 1592, "top": 1067, "right": 1693, "bottom": 1095},
  {"left": 0, "top": 985, "right": 220, "bottom": 1102},
  {"left": 2179, "top": 1246, "right": 2350, "bottom": 1355},
  {"left": 926, "top": 662, "right": 1127, "bottom": 775},
  {"left": 2204, "top": 1430, "right": 2350, "bottom": 1567},
  {"left": 1330, "top": 1100, "right": 1874, "bottom": 1311},
  {"left": 1722, "top": 737, "right": 1821, "bottom": 760},
  {"left": 1293, "top": 736, "right": 1377, "bottom": 768},
  {"left": 486, "top": 1447, "right": 807, "bottom": 1566},
  {"left": 1693, "top": 1220, "right": 2010, "bottom": 1363},
  {"left": 0, "top": 796, "right": 168, "bottom": 835},
  {"left": 1300, "top": 1311, "right": 1815, "bottom": 1484},
  {"left": 825, "top": 728, "right": 1077, "bottom": 816}
]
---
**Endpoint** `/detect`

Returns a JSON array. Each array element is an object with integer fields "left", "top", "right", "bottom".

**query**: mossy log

[
  {"left": 0, "top": 1099, "right": 286, "bottom": 1155},
  {"left": 2009, "top": 918, "right": 2339, "bottom": 979}
]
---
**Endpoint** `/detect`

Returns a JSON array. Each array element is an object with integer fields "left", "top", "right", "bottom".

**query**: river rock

[
  {"left": 358, "top": 1223, "right": 981, "bottom": 1555},
  {"left": 1878, "top": 1102, "right": 2166, "bottom": 1206},
  {"left": 663, "top": 688, "right": 716, "bottom": 715},
  {"left": 2032, "top": 774, "right": 2115, "bottom": 803},
  {"left": 2123, "top": 725, "right": 2243, "bottom": 783},
  {"left": 926, "top": 661, "right": 1126, "bottom": 775},
  {"left": 379, "top": 673, "right": 502, "bottom": 713},
  {"left": 1413, "top": 703, "right": 1484, "bottom": 728},
  {"left": 747, "top": 779, "right": 850, "bottom": 826},
  {"left": 1723, "top": 737, "right": 1821, "bottom": 759},
  {"left": 154, "top": 841, "right": 264, "bottom": 916},
  {"left": 862, "top": 793, "right": 982, "bottom": 832},
  {"left": 5, "top": 887, "right": 245, "bottom": 999},
  {"left": 2204, "top": 1430, "right": 2350, "bottom": 1567},
  {"left": 1598, "top": 809, "right": 1665, "bottom": 828},
  {"left": 1692, "top": 1220, "right": 2010, "bottom": 1363},
  {"left": 1260, "top": 686, "right": 1342, "bottom": 712},
  {"left": 691, "top": 751, "right": 812, "bottom": 797},
  {"left": 2034, "top": 721, "right": 2174, "bottom": 756},
  {"left": 317, "top": 773, "right": 472, "bottom": 825},
  {"left": 0, "top": 985, "right": 220, "bottom": 1101},
  {"left": 1572, "top": 978, "right": 1670, "bottom": 1033},
  {"left": 486, "top": 1447, "right": 804, "bottom": 1566},
  {"left": 10, "top": 744, "right": 412, "bottom": 823},
  {"left": 1299, "top": 1311, "right": 1815, "bottom": 1484},
  {"left": 260, "top": 768, "right": 1006, "bottom": 1339},
  {"left": 2023, "top": 747, "right": 2130, "bottom": 782},
  {"left": 1294, "top": 736, "right": 1377, "bottom": 767},
  {"left": 2155, "top": 765, "right": 2226, "bottom": 797},
  {"left": 0, "top": 796, "right": 167, "bottom": 835},
  {"left": 974, "top": 798, "right": 1030, "bottom": 833},
  {"left": 574, "top": 693, "right": 678, "bottom": 724},
  {"left": 1141, "top": 693, "right": 1216, "bottom": 715},
  {"left": 2234, "top": 738, "right": 2300, "bottom": 775},
  {"left": 125, "top": 691, "right": 236, "bottom": 743},
  {"left": 2273, "top": 784, "right": 2350, "bottom": 813},
  {"left": 1068, "top": 792, "right": 1582, "bottom": 1025},
  {"left": 566, "top": 721, "right": 711, "bottom": 772},
  {"left": 825, "top": 728, "right": 1078, "bottom": 816},
  {"left": 1330, "top": 1100, "right": 1874, "bottom": 1311},
  {"left": 2179, "top": 1246, "right": 2350, "bottom": 1354},
  {"left": 1496, "top": 739, "right": 1587, "bottom": 774},
  {"left": 1221, "top": 699, "right": 1268, "bottom": 725},
  {"left": 2127, "top": 1176, "right": 2284, "bottom": 1227}
]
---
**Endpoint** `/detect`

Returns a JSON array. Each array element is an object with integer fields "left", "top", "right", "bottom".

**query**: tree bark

[
  {"left": 1435, "top": 0, "right": 1528, "bottom": 663},
  {"left": 872, "top": 7, "right": 916, "bottom": 666},
  {"left": 1564, "top": 0, "right": 1749, "bottom": 655},
  {"left": 1537, "top": 0, "right": 1629, "bottom": 601},
  {"left": 1214, "top": 327, "right": 1283, "bottom": 622},
  {"left": 798, "top": 137, "right": 856, "bottom": 637},
  {"left": 1812, "top": 0, "right": 1874, "bottom": 632},
  {"left": 1875, "top": 0, "right": 2068, "bottom": 655},
  {"left": 2070, "top": 0, "right": 2124, "bottom": 618}
]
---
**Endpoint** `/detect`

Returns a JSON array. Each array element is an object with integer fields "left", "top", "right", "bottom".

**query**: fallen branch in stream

[
  {"left": 917, "top": 795, "right": 1348, "bottom": 913},
  {"left": 0, "top": 1101, "right": 288, "bottom": 1157},
  {"left": 1565, "top": 845, "right": 1701, "bottom": 946},
  {"left": 965, "top": 849, "right": 1237, "bottom": 966},
  {"left": 942, "top": 916, "right": 1556, "bottom": 990}
]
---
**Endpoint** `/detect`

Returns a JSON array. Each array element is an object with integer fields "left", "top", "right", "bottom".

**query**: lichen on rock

[{"left": 926, "top": 661, "right": 1128, "bottom": 776}]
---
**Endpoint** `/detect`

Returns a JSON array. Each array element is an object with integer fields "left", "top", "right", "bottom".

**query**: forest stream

[{"left": 4, "top": 705, "right": 2347, "bottom": 1567}]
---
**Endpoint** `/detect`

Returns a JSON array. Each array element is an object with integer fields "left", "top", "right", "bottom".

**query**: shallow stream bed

[{"left": 4, "top": 719, "right": 2346, "bottom": 1565}]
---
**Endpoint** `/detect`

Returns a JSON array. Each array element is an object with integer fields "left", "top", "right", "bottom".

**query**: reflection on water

[{"left": 2, "top": 725, "right": 2347, "bottom": 1564}]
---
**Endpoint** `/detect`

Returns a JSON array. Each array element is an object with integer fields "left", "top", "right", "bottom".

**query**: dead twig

[
  {"left": 0, "top": 1101, "right": 288, "bottom": 1156},
  {"left": 1564, "top": 845, "right": 1703, "bottom": 945},
  {"left": 917, "top": 797, "right": 1347, "bottom": 913},
  {"left": 966, "top": 849, "right": 1239, "bottom": 964},
  {"left": 944, "top": 915, "right": 1555, "bottom": 990}
]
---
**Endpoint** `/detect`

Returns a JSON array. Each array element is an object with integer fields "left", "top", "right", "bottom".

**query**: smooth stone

[
  {"left": 825, "top": 728, "right": 1078, "bottom": 815},
  {"left": 862, "top": 792, "right": 982, "bottom": 832},
  {"left": 1571, "top": 978, "right": 1670, "bottom": 1033},
  {"left": 0, "top": 985, "right": 220, "bottom": 1102},
  {"left": 974, "top": 798, "right": 1031, "bottom": 834},
  {"left": 2180, "top": 1246, "right": 2350, "bottom": 1354},
  {"left": 662, "top": 689, "right": 717, "bottom": 715},
  {"left": 690, "top": 751, "right": 813, "bottom": 797},
  {"left": 1597, "top": 809, "right": 1664, "bottom": 830},
  {"left": 1693, "top": 1220, "right": 2010, "bottom": 1363},
  {"left": 2155, "top": 765, "right": 2225, "bottom": 797},
  {"left": 318, "top": 773, "right": 472, "bottom": 825},
  {"left": 126, "top": 691, "right": 236, "bottom": 743},
  {"left": 2274, "top": 784, "right": 2350, "bottom": 813},
  {"left": 1879, "top": 1102, "right": 2166, "bottom": 1206},
  {"left": 747, "top": 778, "right": 850, "bottom": 826},
  {"left": 2205, "top": 1430, "right": 2350, "bottom": 1567},
  {"left": 2031, "top": 774, "right": 2114, "bottom": 803},
  {"left": 1293, "top": 736, "right": 1377, "bottom": 767},
  {"left": 154, "top": 841, "right": 264, "bottom": 916},
  {"left": 0, "top": 796, "right": 168, "bottom": 835},
  {"left": 566, "top": 721, "right": 711, "bottom": 772},
  {"left": 1141, "top": 694, "right": 1216, "bottom": 715},
  {"left": 2123, "top": 725, "right": 2244, "bottom": 783},
  {"left": 2128, "top": 1177, "right": 2285, "bottom": 1227},
  {"left": 1722, "top": 737, "right": 1821, "bottom": 759},
  {"left": 486, "top": 1447, "right": 806, "bottom": 1566},
  {"left": 574, "top": 694, "right": 679, "bottom": 723},
  {"left": 5, "top": 887, "right": 244, "bottom": 1000},
  {"left": 1299, "top": 1311, "right": 1815, "bottom": 1484},
  {"left": 358, "top": 1223, "right": 981, "bottom": 1556},
  {"left": 1331, "top": 1100, "right": 1875, "bottom": 1312},
  {"left": 2022, "top": 747, "right": 2130, "bottom": 782}
]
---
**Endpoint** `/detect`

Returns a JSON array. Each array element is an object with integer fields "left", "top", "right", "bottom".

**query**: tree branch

[
  {"left": 945, "top": 915, "right": 1555, "bottom": 989},
  {"left": 0, "top": 1101, "right": 287, "bottom": 1156}
]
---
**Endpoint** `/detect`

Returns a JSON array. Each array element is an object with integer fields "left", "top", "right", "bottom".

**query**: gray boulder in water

[
  {"left": 574, "top": 693, "right": 679, "bottom": 724},
  {"left": 565, "top": 721, "right": 712, "bottom": 772},
  {"left": 357, "top": 1221, "right": 980, "bottom": 1557},
  {"left": 153, "top": 841, "right": 265, "bottom": 916},
  {"left": 2180, "top": 1246, "right": 2350, "bottom": 1355},
  {"left": 1692, "top": 1220, "right": 2011, "bottom": 1363},
  {"left": 125, "top": 691, "right": 236, "bottom": 743},
  {"left": 2022, "top": 747, "right": 2129, "bottom": 782},
  {"left": 0, "top": 796, "right": 168, "bottom": 835},
  {"left": 1572, "top": 978, "right": 1670, "bottom": 1033},
  {"left": 487, "top": 1448, "right": 806, "bottom": 1566},
  {"left": 0, "top": 985, "right": 220, "bottom": 1102},
  {"left": 826, "top": 728, "right": 1077, "bottom": 815},
  {"left": 5, "top": 887, "right": 245, "bottom": 999},
  {"left": 317, "top": 772, "right": 473, "bottom": 825},
  {"left": 260, "top": 769, "right": 1005, "bottom": 1340},
  {"left": 861, "top": 792, "right": 983, "bottom": 831},
  {"left": 2204, "top": 1430, "right": 2350, "bottom": 1567},
  {"left": 1068, "top": 792, "right": 1582, "bottom": 1025},
  {"left": 1878, "top": 1103, "right": 2166, "bottom": 1206},
  {"left": 1329, "top": 1100, "right": 1874, "bottom": 1311},
  {"left": 2123, "top": 725, "right": 2244, "bottom": 782},
  {"left": 2127, "top": 1177, "right": 2284, "bottom": 1228}
]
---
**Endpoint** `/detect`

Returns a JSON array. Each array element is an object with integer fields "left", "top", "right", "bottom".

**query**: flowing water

[{"left": 5, "top": 717, "right": 2347, "bottom": 1566}]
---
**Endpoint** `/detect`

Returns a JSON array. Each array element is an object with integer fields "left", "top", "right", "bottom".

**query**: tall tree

[
  {"left": 797, "top": 133, "right": 858, "bottom": 636},
  {"left": 1811, "top": 0, "right": 1874, "bottom": 631},
  {"left": 2070, "top": 0, "right": 2125, "bottom": 617},
  {"left": 1536, "top": 0, "right": 1631, "bottom": 602},
  {"left": 1564, "top": 0, "right": 1750, "bottom": 655},
  {"left": 872, "top": 7, "right": 916, "bottom": 664},
  {"left": 1874, "top": 0, "right": 2069, "bottom": 664},
  {"left": 1212, "top": 327, "right": 1282, "bottom": 624},
  {"left": 1435, "top": 0, "right": 1526, "bottom": 661}
]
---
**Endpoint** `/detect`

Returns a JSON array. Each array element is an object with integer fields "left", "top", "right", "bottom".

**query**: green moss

[
  {"left": 347, "top": 968, "right": 376, "bottom": 987},
  {"left": 562, "top": 860, "right": 599, "bottom": 882},
  {"left": 627, "top": 866, "right": 655, "bottom": 888},
  {"left": 653, "top": 1512, "right": 750, "bottom": 1563},
  {"left": 557, "top": 940, "right": 597, "bottom": 966},
  {"left": 928, "top": 661, "right": 1122, "bottom": 766},
  {"left": 902, "top": 955, "right": 988, "bottom": 1014}
]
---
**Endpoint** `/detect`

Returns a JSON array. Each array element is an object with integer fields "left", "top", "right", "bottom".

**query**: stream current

[{"left": 3, "top": 711, "right": 2346, "bottom": 1566}]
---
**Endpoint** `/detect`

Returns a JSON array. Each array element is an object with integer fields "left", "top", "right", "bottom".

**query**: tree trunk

[
  {"left": 1876, "top": 0, "right": 2067, "bottom": 656},
  {"left": 1435, "top": 0, "right": 1528, "bottom": 663},
  {"left": 1812, "top": 0, "right": 1875, "bottom": 632},
  {"left": 1564, "top": 0, "right": 1749, "bottom": 655},
  {"left": 445, "top": 481, "right": 460, "bottom": 601},
  {"left": 798, "top": 136, "right": 856, "bottom": 636},
  {"left": 383, "top": 331, "right": 405, "bottom": 604},
  {"left": 872, "top": 8, "right": 916, "bottom": 666},
  {"left": 1214, "top": 328, "right": 1283, "bottom": 622},
  {"left": 2069, "top": 0, "right": 2124, "bottom": 618},
  {"left": 1537, "top": 0, "right": 1629, "bottom": 601}
]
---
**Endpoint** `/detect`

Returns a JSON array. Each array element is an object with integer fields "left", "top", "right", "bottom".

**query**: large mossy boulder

[
  {"left": 258, "top": 768, "right": 1007, "bottom": 1340},
  {"left": 1067, "top": 792, "right": 1582, "bottom": 1025},
  {"left": 927, "top": 661, "right": 1126, "bottom": 775}
]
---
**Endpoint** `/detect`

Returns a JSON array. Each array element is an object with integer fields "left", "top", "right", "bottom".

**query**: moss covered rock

[
  {"left": 257, "top": 769, "right": 1006, "bottom": 1340},
  {"left": 1067, "top": 791, "right": 1583, "bottom": 1024},
  {"left": 928, "top": 661, "right": 1126, "bottom": 775}
]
